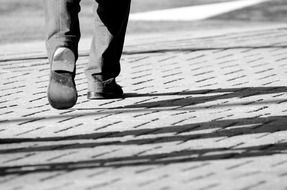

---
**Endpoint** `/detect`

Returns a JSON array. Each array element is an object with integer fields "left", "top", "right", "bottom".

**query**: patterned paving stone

[{"left": 1, "top": 25, "right": 287, "bottom": 190}]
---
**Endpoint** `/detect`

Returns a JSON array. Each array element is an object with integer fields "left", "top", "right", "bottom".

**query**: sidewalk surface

[{"left": 1, "top": 24, "right": 287, "bottom": 190}]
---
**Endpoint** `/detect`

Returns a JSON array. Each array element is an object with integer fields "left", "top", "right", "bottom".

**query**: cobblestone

[{"left": 1, "top": 25, "right": 287, "bottom": 190}]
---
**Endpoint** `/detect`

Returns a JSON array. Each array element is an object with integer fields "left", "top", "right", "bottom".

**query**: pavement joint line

[{"left": 2, "top": 46, "right": 287, "bottom": 64}]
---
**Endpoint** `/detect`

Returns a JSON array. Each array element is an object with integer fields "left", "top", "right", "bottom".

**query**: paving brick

[{"left": 1, "top": 25, "right": 287, "bottom": 190}]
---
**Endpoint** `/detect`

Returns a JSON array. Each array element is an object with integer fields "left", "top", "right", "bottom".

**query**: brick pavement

[{"left": 1, "top": 25, "right": 287, "bottom": 190}]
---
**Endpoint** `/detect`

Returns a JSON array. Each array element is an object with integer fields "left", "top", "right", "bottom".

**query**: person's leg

[
  {"left": 44, "top": 0, "right": 81, "bottom": 62},
  {"left": 85, "top": 0, "right": 131, "bottom": 99},
  {"left": 44, "top": 0, "right": 81, "bottom": 109}
]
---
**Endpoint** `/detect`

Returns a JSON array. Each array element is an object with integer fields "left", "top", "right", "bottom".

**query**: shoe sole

[
  {"left": 87, "top": 91, "right": 124, "bottom": 100},
  {"left": 48, "top": 71, "right": 78, "bottom": 109}
]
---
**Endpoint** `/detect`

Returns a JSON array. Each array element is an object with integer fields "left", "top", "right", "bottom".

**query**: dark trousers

[{"left": 44, "top": 0, "right": 131, "bottom": 80}]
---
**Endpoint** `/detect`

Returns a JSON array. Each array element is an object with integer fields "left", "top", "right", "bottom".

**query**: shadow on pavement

[
  {"left": 0, "top": 86, "right": 287, "bottom": 124},
  {"left": 1, "top": 115, "right": 286, "bottom": 145},
  {"left": 1, "top": 86, "right": 287, "bottom": 176},
  {"left": 0, "top": 139, "right": 286, "bottom": 176},
  {"left": 1, "top": 114, "right": 287, "bottom": 176},
  {"left": 123, "top": 86, "right": 287, "bottom": 108}
]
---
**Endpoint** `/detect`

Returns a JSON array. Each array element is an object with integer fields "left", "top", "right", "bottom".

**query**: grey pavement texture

[{"left": 1, "top": 24, "right": 287, "bottom": 190}]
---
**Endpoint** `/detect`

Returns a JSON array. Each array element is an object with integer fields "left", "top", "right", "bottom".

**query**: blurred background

[{"left": 0, "top": 0, "right": 286, "bottom": 44}]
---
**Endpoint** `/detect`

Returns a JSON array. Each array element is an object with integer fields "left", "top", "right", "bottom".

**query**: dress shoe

[
  {"left": 47, "top": 48, "right": 77, "bottom": 109},
  {"left": 87, "top": 75, "right": 123, "bottom": 99}
]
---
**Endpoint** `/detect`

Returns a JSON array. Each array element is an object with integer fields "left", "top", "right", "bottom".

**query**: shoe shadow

[{"left": 122, "top": 86, "right": 287, "bottom": 109}]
